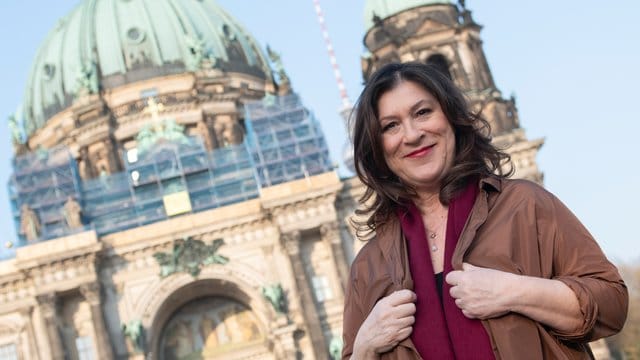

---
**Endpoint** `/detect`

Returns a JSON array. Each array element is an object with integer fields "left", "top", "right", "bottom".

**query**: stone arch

[
  {"left": 425, "top": 53, "right": 452, "bottom": 80},
  {"left": 138, "top": 266, "right": 278, "bottom": 357},
  {"left": 420, "top": 45, "right": 466, "bottom": 88}
]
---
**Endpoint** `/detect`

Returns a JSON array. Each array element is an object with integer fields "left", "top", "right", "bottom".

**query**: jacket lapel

[
  {"left": 376, "top": 217, "right": 410, "bottom": 290},
  {"left": 376, "top": 217, "right": 421, "bottom": 358},
  {"left": 451, "top": 177, "right": 501, "bottom": 270}
]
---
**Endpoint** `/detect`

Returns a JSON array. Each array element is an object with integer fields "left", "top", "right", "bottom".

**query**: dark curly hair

[{"left": 352, "top": 62, "right": 512, "bottom": 236}]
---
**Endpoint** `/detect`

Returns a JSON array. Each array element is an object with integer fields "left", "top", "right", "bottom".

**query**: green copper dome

[
  {"left": 364, "top": 0, "right": 453, "bottom": 31},
  {"left": 22, "top": 0, "right": 272, "bottom": 136}
]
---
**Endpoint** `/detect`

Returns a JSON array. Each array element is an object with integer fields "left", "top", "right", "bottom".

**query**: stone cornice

[
  {"left": 111, "top": 91, "right": 196, "bottom": 119},
  {"left": 14, "top": 230, "right": 101, "bottom": 269},
  {"left": 101, "top": 199, "right": 264, "bottom": 250},
  {"left": 260, "top": 171, "right": 342, "bottom": 210},
  {"left": 260, "top": 172, "right": 344, "bottom": 231},
  {"left": 69, "top": 115, "right": 112, "bottom": 146},
  {"left": 0, "top": 276, "right": 35, "bottom": 313},
  {"left": 26, "top": 252, "right": 99, "bottom": 295},
  {"left": 0, "top": 231, "right": 104, "bottom": 299},
  {"left": 267, "top": 193, "right": 340, "bottom": 233},
  {"left": 112, "top": 104, "right": 201, "bottom": 140},
  {"left": 100, "top": 200, "right": 279, "bottom": 275}
]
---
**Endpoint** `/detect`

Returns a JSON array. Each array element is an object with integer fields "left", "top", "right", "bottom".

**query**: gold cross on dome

[{"left": 143, "top": 97, "right": 165, "bottom": 123}]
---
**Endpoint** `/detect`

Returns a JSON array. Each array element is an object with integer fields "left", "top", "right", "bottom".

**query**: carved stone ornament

[
  {"left": 320, "top": 222, "right": 340, "bottom": 243},
  {"left": 122, "top": 319, "right": 145, "bottom": 354},
  {"left": 136, "top": 118, "right": 190, "bottom": 155},
  {"left": 280, "top": 231, "right": 301, "bottom": 256},
  {"left": 36, "top": 293, "right": 58, "bottom": 319},
  {"left": 329, "top": 336, "right": 344, "bottom": 360},
  {"left": 153, "top": 237, "right": 229, "bottom": 278},
  {"left": 79, "top": 282, "right": 101, "bottom": 305},
  {"left": 262, "top": 283, "right": 288, "bottom": 314}
]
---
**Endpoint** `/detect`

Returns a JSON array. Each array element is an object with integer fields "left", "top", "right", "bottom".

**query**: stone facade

[{"left": 0, "top": 171, "right": 363, "bottom": 359}]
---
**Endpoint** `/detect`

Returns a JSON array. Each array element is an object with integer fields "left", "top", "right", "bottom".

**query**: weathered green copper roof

[
  {"left": 22, "top": 0, "right": 272, "bottom": 136},
  {"left": 364, "top": 0, "right": 452, "bottom": 31}
]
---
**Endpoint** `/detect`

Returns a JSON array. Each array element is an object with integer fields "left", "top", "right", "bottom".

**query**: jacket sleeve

[
  {"left": 539, "top": 192, "right": 628, "bottom": 341},
  {"left": 342, "top": 259, "right": 366, "bottom": 359}
]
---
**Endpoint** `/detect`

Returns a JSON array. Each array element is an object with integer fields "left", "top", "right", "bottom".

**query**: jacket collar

[
  {"left": 375, "top": 176, "right": 503, "bottom": 272},
  {"left": 479, "top": 175, "right": 502, "bottom": 193}
]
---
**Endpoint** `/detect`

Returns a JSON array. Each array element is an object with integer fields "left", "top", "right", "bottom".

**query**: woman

[{"left": 342, "top": 62, "right": 628, "bottom": 359}]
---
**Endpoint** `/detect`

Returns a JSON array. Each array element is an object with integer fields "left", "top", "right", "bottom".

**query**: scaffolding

[
  {"left": 8, "top": 146, "right": 82, "bottom": 250},
  {"left": 3, "top": 94, "right": 334, "bottom": 259},
  {"left": 82, "top": 139, "right": 259, "bottom": 236},
  {"left": 244, "top": 93, "right": 333, "bottom": 187}
]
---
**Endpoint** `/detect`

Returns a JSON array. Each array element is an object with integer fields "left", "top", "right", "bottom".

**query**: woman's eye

[
  {"left": 416, "top": 108, "right": 432, "bottom": 117},
  {"left": 381, "top": 122, "right": 397, "bottom": 133}
]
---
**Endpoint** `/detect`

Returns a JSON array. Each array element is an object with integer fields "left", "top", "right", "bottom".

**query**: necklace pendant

[{"left": 431, "top": 244, "right": 438, "bottom": 252}]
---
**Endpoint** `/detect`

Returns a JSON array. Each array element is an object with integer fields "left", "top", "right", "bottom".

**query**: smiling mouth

[{"left": 405, "top": 145, "right": 434, "bottom": 158}]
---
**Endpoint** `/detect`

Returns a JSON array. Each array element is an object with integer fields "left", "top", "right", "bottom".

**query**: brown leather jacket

[{"left": 342, "top": 177, "right": 628, "bottom": 359}]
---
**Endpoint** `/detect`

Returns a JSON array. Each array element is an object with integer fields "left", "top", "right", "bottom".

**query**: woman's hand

[
  {"left": 446, "top": 262, "right": 583, "bottom": 333},
  {"left": 445, "top": 262, "right": 514, "bottom": 319},
  {"left": 352, "top": 289, "right": 417, "bottom": 359}
]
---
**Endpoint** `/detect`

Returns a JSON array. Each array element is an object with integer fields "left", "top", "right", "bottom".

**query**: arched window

[
  {"left": 426, "top": 54, "right": 452, "bottom": 80},
  {"left": 159, "top": 297, "right": 264, "bottom": 359}
]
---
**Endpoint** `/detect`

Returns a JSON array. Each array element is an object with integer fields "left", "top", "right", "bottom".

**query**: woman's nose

[{"left": 403, "top": 121, "right": 423, "bottom": 144}]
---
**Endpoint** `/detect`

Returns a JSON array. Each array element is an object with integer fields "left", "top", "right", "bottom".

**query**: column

[
  {"left": 280, "top": 231, "right": 329, "bottom": 359},
  {"left": 320, "top": 221, "right": 350, "bottom": 294},
  {"left": 36, "top": 294, "right": 65, "bottom": 360},
  {"left": 19, "top": 307, "right": 40, "bottom": 360},
  {"left": 79, "top": 283, "right": 114, "bottom": 360},
  {"left": 272, "top": 323, "right": 300, "bottom": 359}
]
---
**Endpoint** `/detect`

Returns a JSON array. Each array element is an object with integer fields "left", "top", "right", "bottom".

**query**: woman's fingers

[
  {"left": 393, "top": 301, "right": 416, "bottom": 317},
  {"left": 387, "top": 289, "right": 417, "bottom": 306}
]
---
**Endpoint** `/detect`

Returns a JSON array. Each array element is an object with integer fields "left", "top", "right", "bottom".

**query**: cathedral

[{"left": 0, "top": 1, "right": 548, "bottom": 359}]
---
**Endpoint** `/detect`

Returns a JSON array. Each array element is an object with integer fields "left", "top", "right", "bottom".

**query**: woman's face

[{"left": 377, "top": 80, "right": 456, "bottom": 193}]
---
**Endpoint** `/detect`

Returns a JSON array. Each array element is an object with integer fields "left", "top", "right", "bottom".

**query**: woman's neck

[{"left": 414, "top": 191, "right": 446, "bottom": 217}]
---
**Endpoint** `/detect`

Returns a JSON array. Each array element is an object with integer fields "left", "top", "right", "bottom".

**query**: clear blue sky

[{"left": 0, "top": 1, "right": 638, "bottom": 263}]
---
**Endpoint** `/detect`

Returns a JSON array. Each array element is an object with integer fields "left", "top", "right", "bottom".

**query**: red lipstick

[{"left": 405, "top": 145, "right": 434, "bottom": 158}]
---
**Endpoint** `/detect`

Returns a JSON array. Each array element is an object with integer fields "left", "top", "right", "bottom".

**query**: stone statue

[
  {"left": 75, "top": 60, "right": 99, "bottom": 97},
  {"left": 214, "top": 117, "right": 243, "bottom": 147},
  {"left": 222, "top": 24, "right": 247, "bottom": 63},
  {"left": 78, "top": 147, "right": 93, "bottom": 179},
  {"left": 266, "top": 45, "right": 291, "bottom": 89},
  {"left": 161, "top": 119, "right": 189, "bottom": 145},
  {"left": 136, "top": 125, "right": 155, "bottom": 155},
  {"left": 261, "top": 283, "right": 288, "bottom": 314},
  {"left": 8, "top": 114, "right": 23, "bottom": 146},
  {"left": 196, "top": 120, "right": 213, "bottom": 150},
  {"left": 20, "top": 204, "right": 41, "bottom": 242},
  {"left": 136, "top": 117, "right": 189, "bottom": 155},
  {"left": 185, "top": 35, "right": 207, "bottom": 71},
  {"left": 122, "top": 319, "right": 145, "bottom": 353},
  {"left": 62, "top": 196, "right": 82, "bottom": 229}
]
